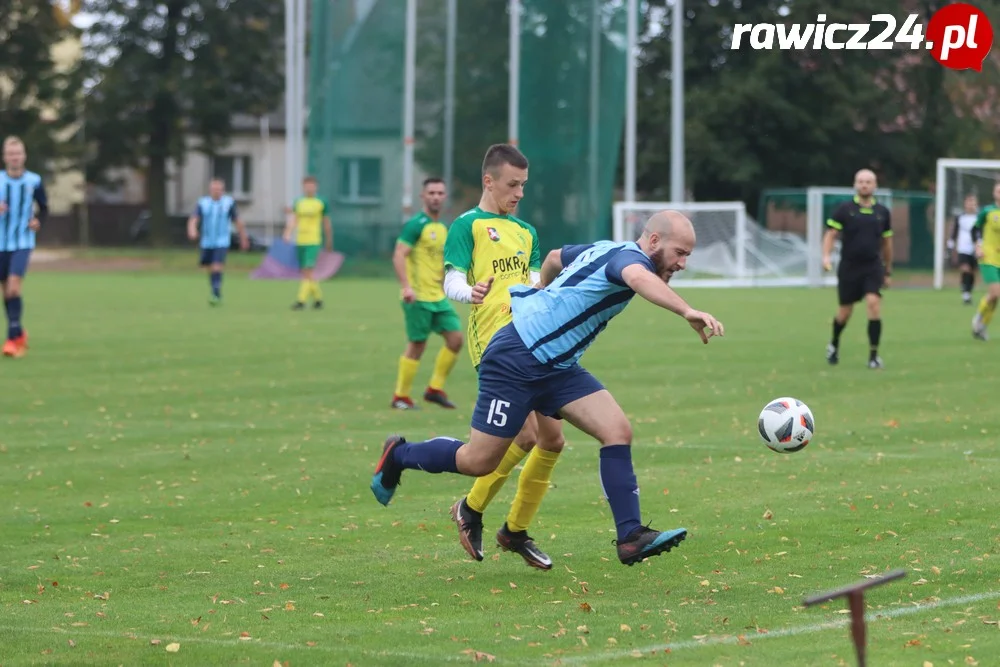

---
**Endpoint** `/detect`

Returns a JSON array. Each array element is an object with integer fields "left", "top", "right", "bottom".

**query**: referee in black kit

[{"left": 822, "top": 169, "right": 893, "bottom": 369}]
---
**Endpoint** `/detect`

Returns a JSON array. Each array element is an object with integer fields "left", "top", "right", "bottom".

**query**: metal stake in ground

[{"left": 802, "top": 568, "right": 906, "bottom": 667}]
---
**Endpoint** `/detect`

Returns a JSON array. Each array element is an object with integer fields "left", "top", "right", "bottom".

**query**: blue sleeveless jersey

[
  {"left": 194, "top": 195, "right": 238, "bottom": 249},
  {"left": 0, "top": 170, "right": 46, "bottom": 251},
  {"left": 509, "top": 241, "right": 655, "bottom": 368}
]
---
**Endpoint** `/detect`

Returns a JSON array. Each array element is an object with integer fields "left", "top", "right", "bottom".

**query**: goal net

[
  {"left": 612, "top": 201, "right": 816, "bottom": 287},
  {"left": 934, "top": 159, "right": 1000, "bottom": 289}
]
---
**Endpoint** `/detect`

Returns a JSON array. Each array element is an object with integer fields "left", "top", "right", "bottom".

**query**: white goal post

[
  {"left": 934, "top": 158, "right": 1000, "bottom": 290},
  {"left": 612, "top": 200, "right": 822, "bottom": 287}
]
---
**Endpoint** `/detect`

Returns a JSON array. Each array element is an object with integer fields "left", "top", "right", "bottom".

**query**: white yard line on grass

[
  {"left": 559, "top": 589, "right": 1000, "bottom": 665},
  {"left": 2, "top": 589, "right": 996, "bottom": 664}
]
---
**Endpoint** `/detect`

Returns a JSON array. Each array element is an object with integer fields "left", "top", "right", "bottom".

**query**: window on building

[
  {"left": 336, "top": 157, "right": 382, "bottom": 204},
  {"left": 211, "top": 155, "right": 253, "bottom": 199}
]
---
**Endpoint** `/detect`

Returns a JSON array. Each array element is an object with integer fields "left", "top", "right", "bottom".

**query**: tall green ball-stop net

[
  {"left": 517, "top": 0, "right": 628, "bottom": 249},
  {"left": 307, "top": 0, "right": 406, "bottom": 259},
  {"left": 306, "top": 0, "right": 627, "bottom": 259}
]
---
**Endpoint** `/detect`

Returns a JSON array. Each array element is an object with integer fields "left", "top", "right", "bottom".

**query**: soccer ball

[{"left": 757, "top": 397, "right": 814, "bottom": 453}]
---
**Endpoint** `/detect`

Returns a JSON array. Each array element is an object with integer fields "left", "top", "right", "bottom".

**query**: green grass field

[{"left": 1, "top": 262, "right": 997, "bottom": 666}]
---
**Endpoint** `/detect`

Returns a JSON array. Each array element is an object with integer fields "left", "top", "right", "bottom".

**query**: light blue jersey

[
  {"left": 510, "top": 241, "right": 655, "bottom": 368},
  {"left": 0, "top": 170, "right": 47, "bottom": 251},
  {"left": 194, "top": 195, "right": 238, "bottom": 249}
]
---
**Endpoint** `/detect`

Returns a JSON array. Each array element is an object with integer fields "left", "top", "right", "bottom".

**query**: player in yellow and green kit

[
  {"left": 441, "top": 144, "right": 565, "bottom": 570},
  {"left": 283, "top": 175, "right": 332, "bottom": 310},
  {"left": 390, "top": 177, "right": 463, "bottom": 410},
  {"left": 972, "top": 182, "right": 1000, "bottom": 341}
]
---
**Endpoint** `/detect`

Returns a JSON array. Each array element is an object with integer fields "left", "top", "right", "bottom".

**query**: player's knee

[
  {"left": 406, "top": 341, "right": 427, "bottom": 358},
  {"left": 536, "top": 431, "right": 565, "bottom": 453},
  {"left": 444, "top": 332, "right": 463, "bottom": 352},
  {"left": 596, "top": 420, "right": 632, "bottom": 446},
  {"left": 459, "top": 449, "right": 504, "bottom": 477},
  {"left": 514, "top": 424, "right": 538, "bottom": 449},
  {"left": 4, "top": 283, "right": 21, "bottom": 299}
]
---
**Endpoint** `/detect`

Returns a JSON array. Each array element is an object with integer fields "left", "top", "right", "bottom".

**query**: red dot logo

[{"left": 926, "top": 3, "right": 994, "bottom": 71}]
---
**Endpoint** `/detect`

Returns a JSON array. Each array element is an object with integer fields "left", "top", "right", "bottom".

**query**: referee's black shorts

[
  {"left": 837, "top": 261, "right": 884, "bottom": 305},
  {"left": 957, "top": 252, "right": 978, "bottom": 269}
]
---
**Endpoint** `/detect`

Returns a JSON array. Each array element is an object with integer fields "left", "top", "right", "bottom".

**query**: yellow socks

[
  {"left": 466, "top": 443, "right": 529, "bottom": 513},
  {"left": 310, "top": 280, "right": 323, "bottom": 301},
  {"left": 507, "top": 447, "right": 560, "bottom": 532},
  {"left": 394, "top": 356, "right": 420, "bottom": 398},
  {"left": 978, "top": 296, "right": 997, "bottom": 326},
  {"left": 297, "top": 280, "right": 310, "bottom": 303},
  {"left": 428, "top": 347, "right": 458, "bottom": 391}
]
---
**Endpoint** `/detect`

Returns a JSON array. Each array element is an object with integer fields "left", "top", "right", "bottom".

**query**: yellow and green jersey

[
  {"left": 293, "top": 196, "right": 329, "bottom": 246},
  {"left": 975, "top": 204, "right": 1000, "bottom": 266},
  {"left": 397, "top": 212, "right": 448, "bottom": 302},
  {"left": 443, "top": 206, "right": 541, "bottom": 367}
]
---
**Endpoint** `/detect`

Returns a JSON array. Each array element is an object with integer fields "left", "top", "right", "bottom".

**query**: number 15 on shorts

[{"left": 486, "top": 399, "right": 510, "bottom": 428}]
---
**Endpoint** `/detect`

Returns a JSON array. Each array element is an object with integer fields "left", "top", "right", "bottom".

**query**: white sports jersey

[{"left": 952, "top": 213, "right": 978, "bottom": 255}]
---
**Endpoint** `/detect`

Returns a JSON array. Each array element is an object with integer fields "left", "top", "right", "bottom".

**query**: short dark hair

[
  {"left": 423, "top": 176, "right": 445, "bottom": 188},
  {"left": 303, "top": 175, "right": 317, "bottom": 184},
  {"left": 482, "top": 143, "right": 528, "bottom": 178}
]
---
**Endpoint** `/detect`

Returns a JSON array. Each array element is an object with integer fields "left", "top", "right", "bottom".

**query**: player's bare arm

[
  {"left": 392, "top": 242, "right": 416, "bottom": 303},
  {"left": 881, "top": 236, "right": 893, "bottom": 288},
  {"left": 539, "top": 249, "right": 563, "bottom": 287},
  {"left": 621, "top": 264, "right": 724, "bottom": 343},
  {"left": 822, "top": 228, "right": 838, "bottom": 272},
  {"left": 235, "top": 216, "right": 249, "bottom": 250},
  {"left": 282, "top": 207, "right": 297, "bottom": 243},
  {"left": 186, "top": 214, "right": 200, "bottom": 241},
  {"left": 323, "top": 216, "right": 333, "bottom": 251}
]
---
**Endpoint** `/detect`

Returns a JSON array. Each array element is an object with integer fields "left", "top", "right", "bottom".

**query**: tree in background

[
  {"left": 638, "top": 0, "right": 1000, "bottom": 213},
  {"left": 0, "top": 0, "right": 84, "bottom": 177},
  {"left": 82, "top": 0, "right": 284, "bottom": 245}
]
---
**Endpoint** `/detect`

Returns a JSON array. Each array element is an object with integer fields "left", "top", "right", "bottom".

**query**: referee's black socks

[
  {"left": 961, "top": 270, "right": 974, "bottom": 294},
  {"left": 867, "top": 319, "right": 882, "bottom": 359},
  {"left": 831, "top": 317, "right": 846, "bottom": 348}
]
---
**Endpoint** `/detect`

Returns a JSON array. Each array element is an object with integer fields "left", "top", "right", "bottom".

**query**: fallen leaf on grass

[
  {"left": 460, "top": 649, "right": 496, "bottom": 662},
  {"left": 579, "top": 602, "right": 592, "bottom": 612},
  {"left": 620, "top": 624, "right": 631, "bottom": 632},
  {"left": 165, "top": 642, "right": 180, "bottom": 653},
  {"left": 67, "top": 639, "right": 76, "bottom": 648},
  {"left": 762, "top": 510, "right": 774, "bottom": 520},
  {"left": 150, "top": 639, "right": 161, "bottom": 646},
  {"left": 239, "top": 632, "right": 251, "bottom": 641}
]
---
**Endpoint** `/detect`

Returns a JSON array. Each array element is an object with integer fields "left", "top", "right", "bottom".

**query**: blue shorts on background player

[
  {"left": 370, "top": 211, "right": 726, "bottom": 566},
  {"left": 187, "top": 178, "right": 249, "bottom": 306},
  {"left": 0, "top": 137, "right": 48, "bottom": 359}
]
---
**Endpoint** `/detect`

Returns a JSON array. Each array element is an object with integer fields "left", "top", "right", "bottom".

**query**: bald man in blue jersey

[{"left": 370, "top": 211, "right": 725, "bottom": 566}]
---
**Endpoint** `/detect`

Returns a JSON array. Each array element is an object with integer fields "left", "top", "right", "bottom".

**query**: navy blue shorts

[
  {"left": 199, "top": 247, "right": 228, "bottom": 266},
  {"left": 472, "top": 323, "right": 605, "bottom": 438},
  {"left": 0, "top": 249, "right": 31, "bottom": 281}
]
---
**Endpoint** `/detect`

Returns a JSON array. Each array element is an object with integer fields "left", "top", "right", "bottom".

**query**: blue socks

[
  {"left": 393, "top": 437, "right": 464, "bottom": 473},
  {"left": 5, "top": 296, "right": 22, "bottom": 339},
  {"left": 600, "top": 445, "right": 642, "bottom": 541},
  {"left": 210, "top": 272, "right": 222, "bottom": 298}
]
